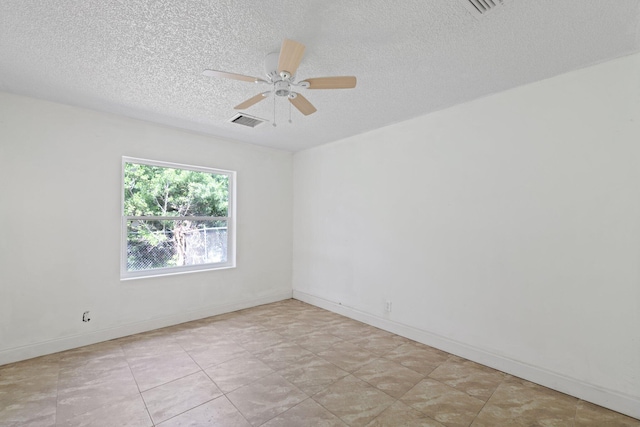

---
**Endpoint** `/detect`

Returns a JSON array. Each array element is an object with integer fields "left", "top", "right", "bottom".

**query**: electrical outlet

[{"left": 385, "top": 300, "right": 392, "bottom": 312}]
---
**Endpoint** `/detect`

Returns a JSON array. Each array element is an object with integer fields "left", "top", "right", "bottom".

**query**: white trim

[
  {"left": 121, "top": 156, "right": 236, "bottom": 176},
  {"left": 0, "top": 291, "right": 292, "bottom": 366},
  {"left": 120, "top": 264, "right": 236, "bottom": 281},
  {"left": 126, "top": 216, "right": 229, "bottom": 221},
  {"left": 292, "top": 289, "right": 640, "bottom": 420}
]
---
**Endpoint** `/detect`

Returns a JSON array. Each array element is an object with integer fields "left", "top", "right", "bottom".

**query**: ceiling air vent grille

[
  {"left": 229, "top": 113, "right": 267, "bottom": 128},
  {"left": 461, "top": 0, "right": 510, "bottom": 18}
]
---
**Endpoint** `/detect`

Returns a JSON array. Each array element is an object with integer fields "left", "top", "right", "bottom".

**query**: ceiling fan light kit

[{"left": 203, "top": 38, "right": 357, "bottom": 125}]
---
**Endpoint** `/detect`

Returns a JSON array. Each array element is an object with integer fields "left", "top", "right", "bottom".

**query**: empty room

[{"left": 1, "top": 1, "right": 639, "bottom": 426}]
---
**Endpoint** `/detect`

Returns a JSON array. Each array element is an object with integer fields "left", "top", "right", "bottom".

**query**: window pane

[
  {"left": 126, "top": 219, "right": 228, "bottom": 272},
  {"left": 123, "top": 163, "right": 229, "bottom": 217}
]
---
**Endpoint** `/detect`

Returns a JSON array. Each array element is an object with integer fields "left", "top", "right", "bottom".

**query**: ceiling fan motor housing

[
  {"left": 274, "top": 80, "right": 290, "bottom": 97},
  {"left": 264, "top": 52, "right": 281, "bottom": 80}
]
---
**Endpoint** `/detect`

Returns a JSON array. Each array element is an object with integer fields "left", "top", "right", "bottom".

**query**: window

[{"left": 121, "top": 157, "right": 235, "bottom": 279}]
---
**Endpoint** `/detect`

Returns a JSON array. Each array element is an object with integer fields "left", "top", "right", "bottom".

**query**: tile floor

[{"left": 1, "top": 299, "right": 639, "bottom": 427}]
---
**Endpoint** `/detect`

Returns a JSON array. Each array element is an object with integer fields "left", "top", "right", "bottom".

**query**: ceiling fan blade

[
  {"left": 289, "top": 93, "right": 317, "bottom": 116},
  {"left": 234, "top": 92, "right": 270, "bottom": 110},
  {"left": 304, "top": 76, "right": 357, "bottom": 89},
  {"left": 203, "top": 69, "right": 267, "bottom": 84},
  {"left": 277, "top": 39, "right": 305, "bottom": 76}
]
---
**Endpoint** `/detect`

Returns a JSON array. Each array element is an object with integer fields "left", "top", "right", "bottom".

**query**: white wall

[
  {"left": 0, "top": 92, "right": 293, "bottom": 364},
  {"left": 293, "top": 53, "right": 640, "bottom": 418}
]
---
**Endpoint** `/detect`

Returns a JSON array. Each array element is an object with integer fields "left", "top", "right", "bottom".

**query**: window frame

[{"left": 120, "top": 156, "right": 236, "bottom": 280}]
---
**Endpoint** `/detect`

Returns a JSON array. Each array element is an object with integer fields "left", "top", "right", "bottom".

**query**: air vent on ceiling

[
  {"left": 461, "top": 0, "right": 510, "bottom": 18},
  {"left": 229, "top": 113, "right": 267, "bottom": 128}
]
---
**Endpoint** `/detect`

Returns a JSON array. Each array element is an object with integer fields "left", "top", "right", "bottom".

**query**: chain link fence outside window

[{"left": 127, "top": 224, "right": 227, "bottom": 272}]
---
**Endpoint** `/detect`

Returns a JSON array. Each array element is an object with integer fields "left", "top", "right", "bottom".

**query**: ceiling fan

[{"left": 203, "top": 39, "right": 357, "bottom": 119}]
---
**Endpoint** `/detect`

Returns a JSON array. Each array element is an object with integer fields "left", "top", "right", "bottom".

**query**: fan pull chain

[
  {"left": 288, "top": 98, "right": 292, "bottom": 123},
  {"left": 272, "top": 94, "right": 277, "bottom": 127}
]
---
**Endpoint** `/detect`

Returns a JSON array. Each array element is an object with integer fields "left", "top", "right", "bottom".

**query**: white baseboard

[
  {"left": 0, "top": 291, "right": 292, "bottom": 366},
  {"left": 293, "top": 289, "right": 640, "bottom": 420}
]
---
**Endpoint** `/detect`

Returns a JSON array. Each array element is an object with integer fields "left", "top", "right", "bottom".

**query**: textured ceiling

[{"left": 1, "top": 1, "right": 639, "bottom": 151}]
